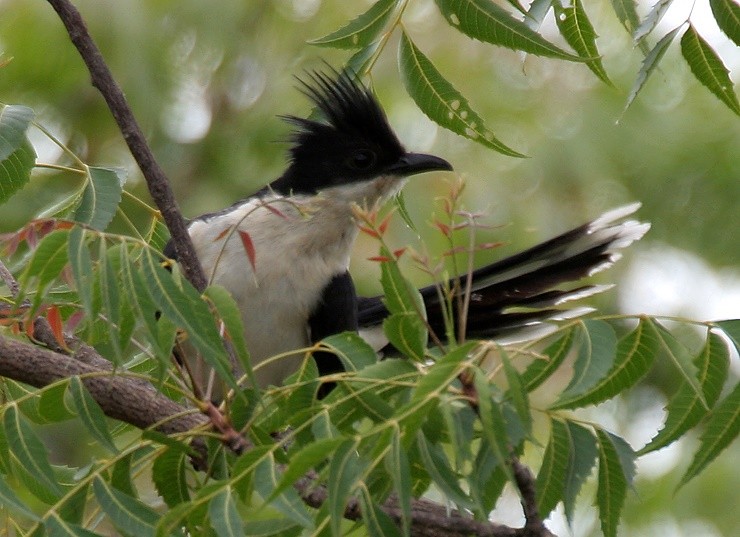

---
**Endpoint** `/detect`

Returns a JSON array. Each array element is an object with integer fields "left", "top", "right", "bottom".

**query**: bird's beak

[{"left": 386, "top": 152, "right": 453, "bottom": 177}]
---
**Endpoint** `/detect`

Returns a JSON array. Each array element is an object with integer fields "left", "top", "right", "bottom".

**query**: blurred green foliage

[{"left": 1, "top": 1, "right": 738, "bottom": 535}]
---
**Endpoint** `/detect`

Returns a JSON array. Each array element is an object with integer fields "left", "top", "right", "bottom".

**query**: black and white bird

[{"left": 165, "top": 68, "right": 649, "bottom": 395}]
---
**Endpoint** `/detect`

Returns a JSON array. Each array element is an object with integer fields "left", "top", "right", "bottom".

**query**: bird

[{"left": 164, "top": 67, "right": 649, "bottom": 397}]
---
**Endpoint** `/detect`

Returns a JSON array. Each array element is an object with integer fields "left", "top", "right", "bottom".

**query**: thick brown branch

[
  {"left": 0, "top": 333, "right": 209, "bottom": 464},
  {"left": 45, "top": 0, "right": 207, "bottom": 292}
]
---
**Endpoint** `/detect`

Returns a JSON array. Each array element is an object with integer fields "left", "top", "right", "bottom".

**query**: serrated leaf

[
  {"left": 152, "top": 448, "right": 190, "bottom": 508},
  {"left": 651, "top": 319, "right": 705, "bottom": 406},
  {"left": 328, "top": 439, "right": 367, "bottom": 536},
  {"left": 254, "top": 455, "right": 313, "bottom": 528},
  {"left": 609, "top": 0, "right": 641, "bottom": 33},
  {"left": 552, "top": 318, "right": 657, "bottom": 410},
  {"left": 410, "top": 342, "right": 476, "bottom": 405},
  {"left": 536, "top": 419, "right": 570, "bottom": 518},
  {"left": 595, "top": 429, "right": 635, "bottom": 537},
  {"left": 209, "top": 487, "right": 244, "bottom": 537},
  {"left": 679, "top": 381, "right": 740, "bottom": 488},
  {"left": 321, "top": 331, "right": 378, "bottom": 371},
  {"left": 640, "top": 330, "right": 729, "bottom": 454},
  {"left": 416, "top": 431, "right": 475, "bottom": 509},
  {"left": 379, "top": 243, "right": 426, "bottom": 315},
  {"left": 3, "top": 405, "right": 63, "bottom": 498},
  {"left": 622, "top": 26, "right": 681, "bottom": 114},
  {"left": 710, "top": 0, "right": 740, "bottom": 46},
  {"left": 67, "top": 376, "right": 118, "bottom": 453},
  {"left": 46, "top": 514, "right": 104, "bottom": 537},
  {"left": 555, "top": 0, "right": 613, "bottom": 85},
  {"left": 0, "top": 473, "right": 39, "bottom": 520},
  {"left": 72, "top": 166, "right": 124, "bottom": 231},
  {"left": 385, "top": 427, "right": 411, "bottom": 536},
  {"left": 92, "top": 476, "right": 158, "bottom": 537},
  {"left": 522, "top": 328, "right": 575, "bottom": 391},
  {"left": 270, "top": 437, "right": 344, "bottom": 501},
  {"left": 140, "top": 249, "right": 234, "bottom": 390},
  {"left": 398, "top": 32, "right": 524, "bottom": 157},
  {"left": 501, "top": 351, "right": 531, "bottom": 432},
  {"left": 435, "top": 0, "right": 582, "bottom": 59},
  {"left": 562, "top": 420, "right": 598, "bottom": 524},
  {"left": 383, "top": 312, "right": 427, "bottom": 361},
  {"left": 309, "top": 0, "right": 398, "bottom": 49},
  {"left": 204, "top": 285, "right": 254, "bottom": 384},
  {"left": 551, "top": 320, "right": 617, "bottom": 408},
  {"left": 474, "top": 369, "right": 513, "bottom": 488},
  {"left": 681, "top": 24, "right": 740, "bottom": 116},
  {"left": 68, "top": 227, "right": 95, "bottom": 320},
  {"left": 359, "top": 485, "right": 403, "bottom": 537},
  {"left": 110, "top": 453, "right": 136, "bottom": 497},
  {"left": 633, "top": 0, "right": 674, "bottom": 41},
  {"left": 20, "top": 229, "right": 70, "bottom": 308},
  {"left": 99, "top": 240, "right": 125, "bottom": 363},
  {"left": 0, "top": 105, "right": 36, "bottom": 203},
  {"left": 36, "top": 381, "right": 74, "bottom": 422}
]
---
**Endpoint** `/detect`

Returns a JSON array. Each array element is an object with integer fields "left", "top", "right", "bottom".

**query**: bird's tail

[{"left": 357, "top": 203, "right": 650, "bottom": 347}]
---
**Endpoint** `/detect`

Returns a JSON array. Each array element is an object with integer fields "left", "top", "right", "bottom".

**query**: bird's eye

[{"left": 347, "top": 149, "right": 377, "bottom": 170}]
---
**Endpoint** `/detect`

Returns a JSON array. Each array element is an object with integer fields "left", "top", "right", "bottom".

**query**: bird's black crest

[{"left": 271, "top": 67, "right": 406, "bottom": 194}]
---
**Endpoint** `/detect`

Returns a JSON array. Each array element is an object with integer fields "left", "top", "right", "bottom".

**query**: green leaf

[
  {"left": 651, "top": 319, "right": 705, "bottom": 406},
  {"left": 435, "top": 0, "right": 582, "bottom": 60},
  {"left": 681, "top": 24, "right": 740, "bottom": 116},
  {"left": 3, "top": 405, "right": 63, "bottom": 498},
  {"left": 209, "top": 487, "right": 244, "bottom": 537},
  {"left": 254, "top": 455, "right": 313, "bottom": 528},
  {"left": 522, "top": 328, "right": 575, "bottom": 391},
  {"left": 622, "top": 26, "right": 681, "bottom": 115},
  {"left": 416, "top": 431, "right": 475, "bottom": 509},
  {"left": 92, "top": 476, "right": 158, "bottom": 537},
  {"left": 474, "top": 369, "right": 513, "bottom": 486},
  {"left": 0, "top": 105, "right": 36, "bottom": 204},
  {"left": 99, "top": 240, "right": 127, "bottom": 363},
  {"left": 140, "top": 249, "right": 234, "bottom": 390},
  {"left": 57, "top": 479, "right": 92, "bottom": 525},
  {"left": 393, "top": 191, "right": 418, "bottom": 233},
  {"left": 709, "top": 0, "right": 740, "bottom": 46},
  {"left": 359, "top": 485, "right": 403, "bottom": 537},
  {"left": 595, "top": 429, "right": 635, "bottom": 537},
  {"left": 554, "top": 0, "right": 613, "bottom": 85},
  {"left": 551, "top": 320, "right": 617, "bottom": 408},
  {"left": 640, "top": 330, "right": 729, "bottom": 454},
  {"left": 73, "top": 166, "right": 125, "bottom": 231},
  {"left": 501, "top": 351, "right": 531, "bottom": 433},
  {"left": 67, "top": 377, "right": 118, "bottom": 453},
  {"left": 383, "top": 312, "right": 427, "bottom": 361},
  {"left": 633, "top": 0, "right": 673, "bottom": 41},
  {"left": 271, "top": 437, "right": 345, "bottom": 501},
  {"left": 68, "top": 227, "right": 95, "bottom": 320},
  {"left": 609, "top": 0, "right": 641, "bottom": 34},
  {"left": 152, "top": 447, "right": 190, "bottom": 508},
  {"left": 243, "top": 518, "right": 299, "bottom": 536},
  {"left": 716, "top": 319, "right": 740, "bottom": 351},
  {"left": 552, "top": 318, "right": 657, "bottom": 410},
  {"left": 398, "top": 31, "right": 524, "bottom": 157},
  {"left": 20, "top": 229, "right": 71, "bottom": 308},
  {"left": 385, "top": 427, "right": 411, "bottom": 536},
  {"left": 562, "top": 420, "right": 598, "bottom": 524},
  {"left": 321, "top": 331, "right": 378, "bottom": 371},
  {"left": 328, "top": 439, "right": 367, "bottom": 536},
  {"left": 536, "top": 419, "right": 570, "bottom": 518},
  {"left": 46, "top": 514, "right": 105, "bottom": 537},
  {"left": 409, "top": 342, "right": 476, "bottom": 406},
  {"left": 679, "top": 381, "right": 740, "bottom": 488},
  {"left": 37, "top": 381, "right": 75, "bottom": 422},
  {"left": 0, "top": 473, "right": 39, "bottom": 521},
  {"left": 309, "top": 0, "right": 398, "bottom": 49},
  {"left": 379, "top": 245, "right": 425, "bottom": 316},
  {"left": 204, "top": 285, "right": 254, "bottom": 384},
  {"left": 110, "top": 453, "right": 136, "bottom": 496}
]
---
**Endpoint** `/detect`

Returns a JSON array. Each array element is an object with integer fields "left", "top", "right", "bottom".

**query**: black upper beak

[{"left": 386, "top": 152, "right": 453, "bottom": 177}]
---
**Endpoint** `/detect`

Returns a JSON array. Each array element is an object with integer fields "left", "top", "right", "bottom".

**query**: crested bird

[{"left": 165, "top": 68, "right": 649, "bottom": 397}]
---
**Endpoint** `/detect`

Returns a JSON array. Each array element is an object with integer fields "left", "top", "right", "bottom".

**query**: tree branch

[{"left": 45, "top": 0, "right": 207, "bottom": 292}]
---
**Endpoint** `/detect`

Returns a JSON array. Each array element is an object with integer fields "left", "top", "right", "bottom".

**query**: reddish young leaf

[
  {"left": 393, "top": 247, "right": 407, "bottom": 259},
  {"left": 367, "top": 255, "right": 393, "bottom": 263},
  {"left": 358, "top": 225, "right": 381, "bottom": 239},
  {"left": 238, "top": 230, "right": 257, "bottom": 272},
  {"left": 261, "top": 202, "right": 288, "bottom": 219},
  {"left": 46, "top": 305, "right": 68, "bottom": 350},
  {"left": 433, "top": 220, "right": 451, "bottom": 237}
]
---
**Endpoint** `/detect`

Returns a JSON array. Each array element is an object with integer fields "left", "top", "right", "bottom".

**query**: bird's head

[{"left": 271, "top": 68, "right": 452, "bottom": 200}]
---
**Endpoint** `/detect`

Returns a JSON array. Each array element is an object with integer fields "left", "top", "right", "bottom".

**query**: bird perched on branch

[{"left": 165, "top": 67, "right": 649, "bottom": 396}]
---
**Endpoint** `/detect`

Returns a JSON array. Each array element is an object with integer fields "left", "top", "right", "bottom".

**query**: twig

[{"left": 45, "top": 0, "right": 207, "bottom": 293}]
